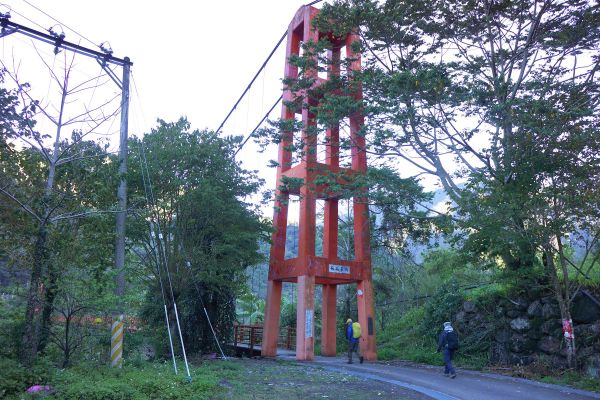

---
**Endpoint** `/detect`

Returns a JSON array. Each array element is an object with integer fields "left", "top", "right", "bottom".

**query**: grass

[
  {"left": 3, "top": 359, "right": 221, "bottom": 400},
  {"left": 1, "top": 357, "right": 409, "bottom": 400},
  {"left": 538, "top": 371, "right": 600, "bottom": 392},
  {"left": 376, "top": 307, "right": 440, "bottom": 364}
]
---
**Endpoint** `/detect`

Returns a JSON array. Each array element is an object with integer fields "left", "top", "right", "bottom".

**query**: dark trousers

[
  {"left": 348, "top": 341, "right": 360, "bottom": 362},
  {"left": 443, "top": 348, "right": 456, "bottom": 375}
]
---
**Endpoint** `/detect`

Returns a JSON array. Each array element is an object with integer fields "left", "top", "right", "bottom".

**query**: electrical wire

[
  {"left": 5, "top": 5, "right": 46, "bottom": 31},
  {"left": 136, "top": 141, "right": 179, "bottom": 375},
  {"left": 215, "top": 0, "right": 325, "bottom": 134},
  {"left": 139, "top": 140, "right": 192, "bottom": 381},
  {"left": 20, "top": 0, "right": 98, "bottom": 48}
]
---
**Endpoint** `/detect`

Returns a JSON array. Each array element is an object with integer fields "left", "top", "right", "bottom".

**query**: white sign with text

[{"left": 328, "top": 264, "right": 351, "bottom": 274}]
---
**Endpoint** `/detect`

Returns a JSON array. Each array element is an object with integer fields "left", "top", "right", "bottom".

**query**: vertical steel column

[
  {"left": 347, "top": 32, "right": 377, "bottom": 361},
  {"left": 261, "top": 280, "right": 282, "bottom": 357},
  {"left": 261, "top": 11, "right": 299, "bottom": 359}
]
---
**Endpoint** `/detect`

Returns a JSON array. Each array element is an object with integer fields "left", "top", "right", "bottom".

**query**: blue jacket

[{"left": 347, "top": 324, "right": 359, "bottom": 344}]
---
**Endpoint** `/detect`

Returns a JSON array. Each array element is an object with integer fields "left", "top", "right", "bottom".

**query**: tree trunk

[
  {"left": 544, "top": 246, "right": 577, "bottom": 368},
  {"left": 20, "top": 222, "right": 48, "bottom": 366},
  {"left": 62, "top": 316, "right": 71, "bottom": 368},
  {"left": 38, "top": 262, "right": 60, "bottom": 353},
  {"left": 19, "top": 81, "right": 66, "bottom": 365}
]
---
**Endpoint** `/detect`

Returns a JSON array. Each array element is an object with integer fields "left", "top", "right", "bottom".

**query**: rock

[
  {"left": 509, "top": 353, "right": 535, "bottom": 366},
  {"left": 584, "top": 355, "right": 600, "bottom": 379},
  {"left": 514, "top": 297, "right": 528, "bottom": 311},
  {"left": 550, "top": 355, "right": 569, "bottom": 369},
  {"left": 574, "top": 322, "right": 600, "bottom": 346},
  {"left": 572, "top": 292, "right": 600, "bottom": 324},
  {"left": 577, "top": 346, "right": 595, "bottom": 359},
  {"left": 490, "top": 342, "right": 509, "bottom": 365},
  {"left": 538, "top": 336, "right": 561, "bottom": 354},
  {"left": 528, "top": 326, "right": 543, "bottom": 340},
  {"left": 494, "top": 329, "right": 511, "bottom": 344},
  {"left": 463, "top": 301, "right": 476, "bottom": 313},
  {"left": 141, "top": 343, "right": 156, "bottom": 361},
  {"left": 509, "top": 334, "right": 527, "bottom": 353},
  {"left": 510, "top": 317, "right": 531, "bottom": 332},
  {"left": 540, "top": 319, "right": 560, "bottom": 335},
  {"left": 455, "top": 311, "right": 466, "bottom": 323},
  {"left": 527, "top": 300, "right": 543, "bottom": 318},
  {"left": 510, "top": 333, "right": 537, "bottom": 353},
  {"left": 541, "top": 303, "right": 558, "bottom": 319}
]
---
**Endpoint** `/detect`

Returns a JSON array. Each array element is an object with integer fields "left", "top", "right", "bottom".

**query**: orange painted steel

[{"left": 262, "top": 5, "right": 376, "bottom": 361}]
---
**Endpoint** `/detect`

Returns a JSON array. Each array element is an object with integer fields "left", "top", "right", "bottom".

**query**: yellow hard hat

[{"left": 346, "top": 318, "right": 352, "bottom": 324}]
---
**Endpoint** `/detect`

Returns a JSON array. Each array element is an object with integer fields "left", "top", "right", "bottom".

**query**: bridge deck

[{"left": 231, "top": 342, "right": 296, "bottom": 357}]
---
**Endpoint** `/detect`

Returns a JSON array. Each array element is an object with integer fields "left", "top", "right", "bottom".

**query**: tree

[
  {"left": 0, "top": 50, "right": 121, "bottom": 364},
  {"left": 132, "top": 118, "right": 267, "bottom": 354},
  {"left": 312, "top": 0, "right": 600, "bottom": 368}
]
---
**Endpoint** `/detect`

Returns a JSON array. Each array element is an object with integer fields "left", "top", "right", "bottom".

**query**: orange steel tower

[{"left": 261, "top": 5, "right": 376, "bottom": 361}]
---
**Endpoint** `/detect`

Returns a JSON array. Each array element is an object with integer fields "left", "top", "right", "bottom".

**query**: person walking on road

[
  {"left": 437, "top": 321, "right": 458, "bottom": 378},
  {"left": 346, "top": 318, "right": 363, "bottom": 364}
]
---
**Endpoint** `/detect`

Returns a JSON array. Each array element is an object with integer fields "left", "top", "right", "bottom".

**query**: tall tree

[
  {"left": 0, "top": 49, "right": 121, "bottom": 364},
  {"left": 131, "top": 118, "right": 267, "bottom": 354},
  {"left": 312, "top": 0, "right": 600, "bottom": 367}
]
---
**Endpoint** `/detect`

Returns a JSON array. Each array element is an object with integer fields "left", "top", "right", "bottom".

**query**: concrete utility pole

[
  {"left": 111, "top": 56, "right": 130, "bottom": 368},
  {"left": 0, "top": 13, "right": 133, "bottom": 368}
]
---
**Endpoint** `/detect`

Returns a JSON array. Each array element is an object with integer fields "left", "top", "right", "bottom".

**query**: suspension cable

[
  {"left": 136, "top": 140, "right": 178, "bottom": 375},
  {"left": 215, "top": 0, "right": 324, "bottom": 134},
  {"left": 139, "top": 139, "right": 192, "bottom": 381}
]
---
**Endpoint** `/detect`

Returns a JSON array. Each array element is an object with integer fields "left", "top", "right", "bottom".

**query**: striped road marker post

[{"left": 111, "top": 315, "right": 124, "bottom": 368}]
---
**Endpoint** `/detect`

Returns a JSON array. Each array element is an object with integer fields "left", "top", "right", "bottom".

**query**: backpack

[
  {"left": 446, "top": 331, "right": 459, "bottom": 350},
  {"left": 352, "top": 322, "right": 362, "bottom": 339}
]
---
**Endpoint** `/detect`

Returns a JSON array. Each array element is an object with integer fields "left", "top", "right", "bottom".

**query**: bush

[
  {"left": 0, "top": 357, "right": 54, "bottom": 398},
  {"left": 50, "top": 361, "right": 220, "bottom": 400},
  {"left": 421, "top": 279, "right": 464, "bottom": 338},
  {"left": 377, "top": 307, "right": 440, "bottom": 363},
  {"left": 0, "top": 297, "right": 24, "bottom": 359}
]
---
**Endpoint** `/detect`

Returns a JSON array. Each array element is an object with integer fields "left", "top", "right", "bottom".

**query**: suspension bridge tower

[{"left": 261, "top": 5, "right": 376, "bottom": 361}]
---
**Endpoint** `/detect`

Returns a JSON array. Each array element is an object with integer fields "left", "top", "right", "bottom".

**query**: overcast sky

[
  {"left": 2, "top": 1, "right": 326, "bottom": 205},
  {"left": 1, "top": 0, "right": 449, "bottom": 221}
]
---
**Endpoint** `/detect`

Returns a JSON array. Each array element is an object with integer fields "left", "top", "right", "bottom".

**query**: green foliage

[
  {"left": 132, "top": 118, "right": 267, "bottom": 356},
  {"left": 0, "top": 360, "right": 223, "bottom": 400},
  {"left": 0, "top": 357, "right": 54, "bottom": 398},
  {"left": 236, "top": 291, "right": 265, "bottom": 324},
  {"left": 539, "top": 372, "right": 600, "bottom": 393},
  {"left": 376, "top": 307, "right": 440, "bottom": 364},
  {"left": 0, "top": 297, "right": 24, "bottom": 360},
  {"left": 420, "top": 279, "right": 464, "bottom": 339}
]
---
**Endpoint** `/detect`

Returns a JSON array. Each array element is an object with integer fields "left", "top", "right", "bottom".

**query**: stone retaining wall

[{"left": 452, "top": 290, "right": 600, "bottom": 377}]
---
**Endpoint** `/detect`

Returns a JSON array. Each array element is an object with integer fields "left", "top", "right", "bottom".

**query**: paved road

[{"left": 282, "top": 355, "right": 600, "bottom": 400}]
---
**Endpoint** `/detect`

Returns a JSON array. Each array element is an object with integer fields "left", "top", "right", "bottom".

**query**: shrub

[{"left": 0, "top": 357, "right": 54, "bottom": 398}]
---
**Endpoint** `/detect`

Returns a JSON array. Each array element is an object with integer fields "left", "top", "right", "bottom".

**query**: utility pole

[
  {"left": 1, "top": 13, "right": 133, "bottom": 368},
  {"left": 111, "top": 56, "right": 130, "bottom": 368}
]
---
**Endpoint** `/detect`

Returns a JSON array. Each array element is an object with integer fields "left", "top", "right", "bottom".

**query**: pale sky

[
  {"left": 1, "top": 0, "right": 448, "bottom": 220},
  {"left": 1, "top": 0, "right": 324, "bottom": 206}
]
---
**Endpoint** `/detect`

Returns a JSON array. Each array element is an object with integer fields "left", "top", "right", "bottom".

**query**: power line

[
  {"left": 215, "top": 0, "right": 325, "bottom": 134},
  {"left": 20, "top": 0, "right": 98, "bottom": 48},
  {"left": 4, "top": 5, "right": 45, "bottom": 31}
]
